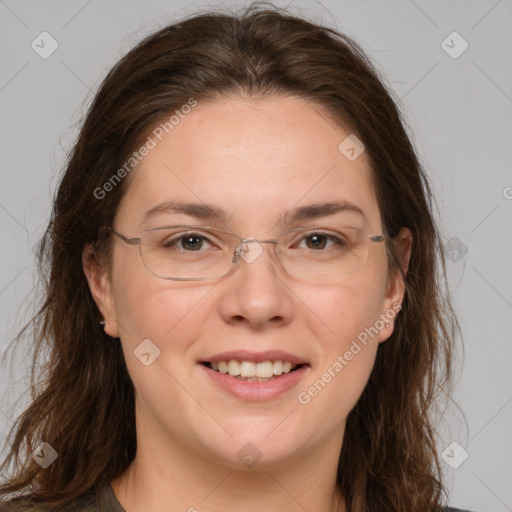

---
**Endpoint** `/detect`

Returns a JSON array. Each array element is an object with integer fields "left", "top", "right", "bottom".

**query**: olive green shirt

[
  {"left": 0, "top": 485, "right": 120, "bottom": 511},
  {"left": 0, "top": 484, "right": 475, "bottom": 511}
]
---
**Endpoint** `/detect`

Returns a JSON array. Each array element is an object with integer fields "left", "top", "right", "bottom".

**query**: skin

[{"left": 83, "top": 95, "right": 412, "bottom": 512}]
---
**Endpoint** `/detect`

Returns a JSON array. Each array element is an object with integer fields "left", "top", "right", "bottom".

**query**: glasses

[{"left": 105, "top": 224, "right": 386, "bottom": 281}]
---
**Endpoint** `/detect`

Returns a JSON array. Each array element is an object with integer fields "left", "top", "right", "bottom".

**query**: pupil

[
  {"left": 306, "top": 234, "right": 326, "bottom": 250},
  {"left": 184, "top": 235, "right": 202, "bottom": 250}
]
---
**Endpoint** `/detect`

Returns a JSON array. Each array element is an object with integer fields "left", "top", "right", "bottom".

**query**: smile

[
  {"left": 202, "top": 359, "right": 301, "bottom": 381},
  {"left": 199, "top": 358, "right": 310, "bottom": 401}
]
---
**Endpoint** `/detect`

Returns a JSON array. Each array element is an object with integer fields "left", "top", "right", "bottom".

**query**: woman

[{"left": 0, "top": 2, "right": 472, "bottom": 511}]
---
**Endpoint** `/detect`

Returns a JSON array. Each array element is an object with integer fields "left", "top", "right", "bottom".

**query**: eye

[
  {"left": 296, "top": 231, "right": 346, "bottom": 250},
  {"left": 163, "top": 232, "right": 215, "bottom": 251}
]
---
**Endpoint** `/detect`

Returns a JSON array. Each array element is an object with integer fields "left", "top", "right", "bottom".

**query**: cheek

[
  {"left": 109, "top": 250, "right": 212, "bottom": 361},
  {"left": 294, "top": 274, "right": 386, "bottom": 415},
  {"left": 297, "top": 304, "right": 379, "bottom": 433},
  {"left": 297, "top": 272, "right": 387, "bottom": 346},
  {"left": 110, "top": 273, "right": 215, "bottom": 427}
]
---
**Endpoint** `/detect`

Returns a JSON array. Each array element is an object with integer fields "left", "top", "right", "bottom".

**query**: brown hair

[{"left": 0, "top": 2, "right": 462, "bottom": 510}]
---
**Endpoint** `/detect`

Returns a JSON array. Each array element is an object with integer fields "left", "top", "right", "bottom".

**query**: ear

[
  {"left": 378, "top": 227, "right": 412, "bottom": 343},
  {"left": 82, "top": 243, "right": 120, "bottom": 338}
]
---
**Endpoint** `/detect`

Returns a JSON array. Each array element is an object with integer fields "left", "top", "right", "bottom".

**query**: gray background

[{"left": 0, "top": 1, "right": 511, "bottom": 510}]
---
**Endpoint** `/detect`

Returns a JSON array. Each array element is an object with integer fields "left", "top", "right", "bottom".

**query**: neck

[{"left": 111, "top": 421, "right": 347, "bottom": 512}]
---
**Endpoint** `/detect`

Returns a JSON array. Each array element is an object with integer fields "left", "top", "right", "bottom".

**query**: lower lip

[{"left": 199, "top": 363, "right": 310, "bottom": 401}]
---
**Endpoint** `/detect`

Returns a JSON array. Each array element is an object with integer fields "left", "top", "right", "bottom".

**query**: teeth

[
  {"left": 207, "top": 360, "right": 300, "bottom": 378},
  {"left": 256, "top": 361, "right": 274, "bottom": 378},
  {"left": 228, "top": 360, "right": 241, "bottom": 376},
  {"left": 240, "top": 361, "right": 255, "bottom": 377}
]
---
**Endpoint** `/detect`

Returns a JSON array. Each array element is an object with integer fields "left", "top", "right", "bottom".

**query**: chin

[{"left": 198, "top": 430, "right": 307, "bottom": 471}]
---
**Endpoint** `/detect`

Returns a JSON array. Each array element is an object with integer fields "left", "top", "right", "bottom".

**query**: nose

[{"left": 216, "top": 239, "right": 295, "bottom": 329}]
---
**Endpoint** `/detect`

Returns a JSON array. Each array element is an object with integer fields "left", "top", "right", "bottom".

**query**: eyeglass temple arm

[{"left": 104, "top": 226, "right": 141, "bottom": 245}]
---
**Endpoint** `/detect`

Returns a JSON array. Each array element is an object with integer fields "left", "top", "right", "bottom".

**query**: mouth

[
  {"left": 200, "top": 359, "right": 306, "bottom": 382},
  {"left": 198, "top": 351, "right": 310, "bottom": 401}
]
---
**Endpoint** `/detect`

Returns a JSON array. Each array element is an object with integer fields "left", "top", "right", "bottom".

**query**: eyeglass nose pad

[
  {"left": 232, "top": 238, "right": 265, "bottom": 265},
  {"left": 232, "top": 242, "right": 244, "bottom": 264}
]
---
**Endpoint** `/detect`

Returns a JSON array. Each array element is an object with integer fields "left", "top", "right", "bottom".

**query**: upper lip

[{"left": 200, "top": 350, "right": 308, "bottom": 365}]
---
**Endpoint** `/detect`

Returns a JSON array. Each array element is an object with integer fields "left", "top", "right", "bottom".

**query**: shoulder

[
  {"left": 0, "top": 485, "right": 108, "bottom": 511},
  {"left": 2, "top": 492, "right": 474, "bottom": 512}
]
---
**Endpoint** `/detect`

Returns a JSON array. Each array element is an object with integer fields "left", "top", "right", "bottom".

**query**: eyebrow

[
  {"left": 141, "top": 199, "right": 367, "bottom": 226},
  {"left": 282, "top": 201, "right": 366, "bottom": 224}
]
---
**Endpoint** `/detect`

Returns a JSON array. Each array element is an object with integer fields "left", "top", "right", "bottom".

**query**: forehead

[{"left": 116, "top": 95, "right": 382, "bottom": 233}]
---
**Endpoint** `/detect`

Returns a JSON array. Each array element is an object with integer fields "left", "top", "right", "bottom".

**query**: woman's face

[{"left": 86, "top": 95, "right": 409, "bottom": 470}]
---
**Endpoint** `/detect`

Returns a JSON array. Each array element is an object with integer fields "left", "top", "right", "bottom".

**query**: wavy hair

[{"left": 0, "top": 2, "right": 462, "bottom": 510}]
